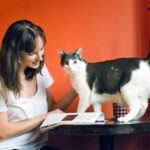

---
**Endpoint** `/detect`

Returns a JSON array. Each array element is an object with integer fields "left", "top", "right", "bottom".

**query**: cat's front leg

[
  {"left": 93, "top": 103, "right": 101, "bottom": 112},
  {"left": 90, "top": 91, "right": 102, "bottom": 112},
  {"left": 77, "top": 99, "right": 90, "bottom": 112},
  {"left": 77, "top": 94, "right": 91, "bottom": 112}
]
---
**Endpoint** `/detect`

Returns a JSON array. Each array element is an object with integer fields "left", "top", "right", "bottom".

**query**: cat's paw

[
  {"left": 117, "top": 116, "right": 131, "bottom": 122},
  {"left": 117, "top": 117, "right": 124, "bottom": 122}
]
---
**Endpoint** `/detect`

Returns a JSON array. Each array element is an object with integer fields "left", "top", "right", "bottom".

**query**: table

[{"left": 48, "top": 119, "right": 150, "bottom": 150}]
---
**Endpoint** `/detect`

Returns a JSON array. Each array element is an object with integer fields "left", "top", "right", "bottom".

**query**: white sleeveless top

[{"left": 0, "top": 65, "right": 54, "bottom": 150}]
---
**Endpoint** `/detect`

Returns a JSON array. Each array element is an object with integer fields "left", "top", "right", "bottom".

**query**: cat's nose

[
  {"left": 68, "top": 67, "right": 74, "bottom": 72},
  {"left": 68, "top": 68, "right": 72, "bottom": 71},
  {"left": 68, "top": 65, "right": 72, "bottom": 70}
]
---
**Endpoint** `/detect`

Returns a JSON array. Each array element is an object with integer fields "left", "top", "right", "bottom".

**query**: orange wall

[{"left": 0, "top": 0, "right": 149, "bottom": 119}]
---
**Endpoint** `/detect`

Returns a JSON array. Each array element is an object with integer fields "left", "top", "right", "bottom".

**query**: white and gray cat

[{"left": 59, "top": 48, "right": 150, "bottom": 122}]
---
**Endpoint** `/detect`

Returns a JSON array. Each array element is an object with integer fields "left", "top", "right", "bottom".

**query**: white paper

[{"left": 40, "top": 112, "right": 104, "bottom": 133}]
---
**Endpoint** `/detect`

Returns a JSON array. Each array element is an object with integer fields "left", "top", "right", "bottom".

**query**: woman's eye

[
  {"left": 28, "top": 52, "right": 34, "bottom": 55},
  {"left": 28, "top": 52, "right": 36, "bottom": 55}
]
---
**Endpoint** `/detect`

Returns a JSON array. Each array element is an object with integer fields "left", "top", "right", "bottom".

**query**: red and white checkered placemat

[{"left": 113, "top": 103, "right": 128, "bottom": 118}]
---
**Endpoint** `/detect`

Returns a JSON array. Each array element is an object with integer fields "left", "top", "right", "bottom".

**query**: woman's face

[{"left": 20, "top": 36, "right": 44, "bottom": 70}]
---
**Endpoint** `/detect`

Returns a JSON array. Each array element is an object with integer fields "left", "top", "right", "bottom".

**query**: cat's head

[{"left": 59, "top": 48, "right": 86, "bottom": 74}]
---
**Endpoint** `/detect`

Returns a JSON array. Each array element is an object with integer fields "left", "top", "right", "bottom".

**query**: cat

[{"left": 59, "top": 47, "right": 150, "bottom": 122}]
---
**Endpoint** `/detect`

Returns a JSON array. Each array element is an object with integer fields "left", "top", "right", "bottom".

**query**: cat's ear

[
  {"left": 75, "top": 47, "right": 82, "bottom": 57},
  {"left": 58, "top": 49, "right": 65, "bottom": 58}
]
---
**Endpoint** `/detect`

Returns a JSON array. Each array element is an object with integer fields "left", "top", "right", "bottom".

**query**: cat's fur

[{"left": 59, "top": 48, "right": 150, "bottom": 122}]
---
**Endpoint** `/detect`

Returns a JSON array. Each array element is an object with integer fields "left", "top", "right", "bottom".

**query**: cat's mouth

[
  {"left": 68, "top": 70, "right": 74, "bottom": 73},
  {"left": 63, "top": 67, "right": 75, "bottom": 74},
  {"left": 67, "top": 69, "right": 75, "bottom": 73}
]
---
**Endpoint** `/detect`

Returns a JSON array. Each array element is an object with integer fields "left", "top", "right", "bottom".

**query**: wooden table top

[{"left": 48, "top": 119, "right": 150, "bottom": 136}]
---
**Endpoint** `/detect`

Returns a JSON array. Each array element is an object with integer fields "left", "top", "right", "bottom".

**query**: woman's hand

[{"left": 49, "top": 108, "right": 64, "bottom": 113}]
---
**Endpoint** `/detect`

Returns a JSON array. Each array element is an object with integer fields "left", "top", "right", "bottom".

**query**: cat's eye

[
  {"left": 73, "top": 61, "right": 77, "bottom": 64},
  {"left": 64, "top": 62, "right": 68, "bottom": 66}
]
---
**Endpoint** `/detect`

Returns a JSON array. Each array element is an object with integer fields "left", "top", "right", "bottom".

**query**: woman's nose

[{"left": 37, "top": 52, "right": 43, "bottom": 61}]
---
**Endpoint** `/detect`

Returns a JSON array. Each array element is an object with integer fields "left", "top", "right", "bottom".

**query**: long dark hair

[{"left": 0, "top": 20, "right": 46, "bottom": 94}]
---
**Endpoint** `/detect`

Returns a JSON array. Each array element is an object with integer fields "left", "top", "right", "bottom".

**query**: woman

[{"left": 0, "top": 20, "right": 77, "bottom": 150}]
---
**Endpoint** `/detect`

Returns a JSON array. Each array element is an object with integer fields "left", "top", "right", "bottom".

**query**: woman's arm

[
  {"left": 0, "top": 111, "right": 48, "bottom": 140},
  {"left": 0, "top": 88, "right": 77, "bottom": 140},
  {"left": 0, "top": 108, "right": 63, "bottom": 140},
  {"left": 47, "top": 87, "right": 78, "bottom": 111}
]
